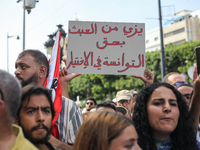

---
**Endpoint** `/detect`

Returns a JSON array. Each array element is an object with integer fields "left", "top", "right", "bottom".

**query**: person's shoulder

[
  {"left": 62, "top": 96, "right": 78, "bottom": 106},
  {"left": 60, "top": 96, "right": 83, "bottom": 124},
  {"left": 45, "top": 141, "right": 58, "bottom": 150},
  {"left": 11, "top": 125, "right": 38, "bottom": 150},
  {"left": 196, "top": 140, "right": 200, "bottom": 149},
  {"left": 61, "top": 96, "right": 82, "bottom": 111},
  {"left": 20, "top": 138, "right": 39, "bottom": 150},
  {"left": 62, "top": 96, "right": 74, "bottom": 102}
]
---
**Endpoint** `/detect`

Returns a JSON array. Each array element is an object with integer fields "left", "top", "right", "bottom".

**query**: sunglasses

[
  {"left": 118, "top": 100, "right": 131, "bottom": 105},
  {"left": 173, "top": 81, "right": 186, "bottom": 87},
  {"left": 0, "top": 88, "right": 4, "bottom": 100},
  {"left": 87, "top": 102, "right": 94, "bottom": 105}
]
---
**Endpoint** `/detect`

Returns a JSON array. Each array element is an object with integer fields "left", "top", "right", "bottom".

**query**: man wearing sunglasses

[
  {"left": 86, "top": 97, "right": 97, "bottom": 111},
  {"left": 116, "top": 90, "right": 133, "bottom": 119},
  {"left": 163, "top": 72, "right": 186, "bottom": 89}
]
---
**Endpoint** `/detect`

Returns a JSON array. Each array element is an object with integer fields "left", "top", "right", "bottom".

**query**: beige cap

[{"left": 116, "top": 90, "right": 133, "bottom": 102}]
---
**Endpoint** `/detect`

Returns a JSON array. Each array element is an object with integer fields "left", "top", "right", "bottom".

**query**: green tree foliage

[
  {"left": 146, "top": 50, "right": 161, "bottom": 83},
  {"left": 68, "top": 40, "right": 200, "bottom": 101}
]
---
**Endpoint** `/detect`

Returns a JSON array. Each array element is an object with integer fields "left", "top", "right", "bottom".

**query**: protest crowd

[{"left": 1, "top": 31, "right": 200, "bottom": 150}]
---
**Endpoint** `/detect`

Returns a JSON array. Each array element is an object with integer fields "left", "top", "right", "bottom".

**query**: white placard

[{"left": 67, "top": 21, "right": 145, "bottom": 75}]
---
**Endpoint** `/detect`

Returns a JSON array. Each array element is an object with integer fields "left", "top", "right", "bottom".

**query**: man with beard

[
  {"left": 0, "top": 70, "right": 37, "bottom": 150},
  {"left": 15, "top": 50, "right": 83, "bottom": 150},
  {"left": 15, "top": 50, "right": 49, "bottom": 87},
  {"left": 16, "top": 85, "right": 56, "bottom": 150}
]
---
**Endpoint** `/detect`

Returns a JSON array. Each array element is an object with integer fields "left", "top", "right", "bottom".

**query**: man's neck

[
  {"left": 37, "top": 80, "right": 45, "bottom": 87},
  {"left": 36, "top": 143, "right": 50, "bottom": 150},
  {"left": 0, "top": 121, "right": 13, "bottom": 140},
  {"left": 0, "top": 130, "right": 17, "bottom": 150}
]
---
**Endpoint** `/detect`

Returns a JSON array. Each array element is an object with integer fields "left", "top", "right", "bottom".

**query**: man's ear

[
  {"left": 132, "top": 99, "right": 135, "bottom": 104},
  {"left": 0, "top": 100, "right": 5, "bottom": 117},
  {"left": 15, "top": 116, "right": 19, "bottom": 125},
  {"left": 38, "top": 65, "right": 47, "bottom": 79}
]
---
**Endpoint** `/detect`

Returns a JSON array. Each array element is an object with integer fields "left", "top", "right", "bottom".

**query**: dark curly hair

[{"left": 133, "top": 82, "right": 198, "bottom": 150}]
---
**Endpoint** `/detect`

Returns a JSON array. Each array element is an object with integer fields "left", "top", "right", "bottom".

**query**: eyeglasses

[
  {"left": 87, "top": 102, "right": 94, "bottom": 105},
  {"left": 118, "top": 100, "right": 131, "bottom": 105},
  {"left": 0, "top": 88, "right": 4, "bottom": 101},
  {"left": 173, "top": 81, "right": 186, "bottom": 87}
]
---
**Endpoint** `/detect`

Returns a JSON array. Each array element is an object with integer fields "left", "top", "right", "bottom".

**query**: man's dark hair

[
  {"left": 97, "top": 101, "right": 116, "bottom": 111},
  {"left": 133, "top": 82, "right": 198, "bottom": 150},
  {"left": 162, "top": 72, "right": 180, "bottom": 83},
  {"left": 0, "top": 70, "right": 21, "bottom": 119},
  {"left": 106, "top": 100, "right": 117, "bottom": 106},
  {"left": 86, "top": 97, "right": 97, "bottom": 105},
  {"left": 17, "top": 85, "right": 55, "bottom": 119},
  {"left": 18, "top": 49, "right": 49, "bottom": 77},
  {"left": 177, "top": 83, "right": 193, "bottom": 105}
]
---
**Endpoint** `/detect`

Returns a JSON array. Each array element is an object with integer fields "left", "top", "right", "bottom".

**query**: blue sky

[{"left": 0, "top": 0, "right": 200, "bottom": 74}]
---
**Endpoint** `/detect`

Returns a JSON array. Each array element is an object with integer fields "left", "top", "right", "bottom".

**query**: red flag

[{"left": 44, "top": 31, "right": 62, "bottom": 139}]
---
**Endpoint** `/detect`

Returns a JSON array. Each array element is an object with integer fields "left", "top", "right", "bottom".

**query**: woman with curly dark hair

[{"left": 133, "top": 82, "right": 200, "bottom": 150}]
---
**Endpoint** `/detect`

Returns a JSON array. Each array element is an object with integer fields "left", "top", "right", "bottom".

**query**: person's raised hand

[
  {"left": 131, "top": 68, "right": 154, "bottom": 87},
  {"left": 59, "top": 67, "right": 81, "bottom": 98},
  {"left": 193, "top": 66, "right": 198, "bottom": 84},
  {"left": 59, "top": 67, "right": 82, "bottom": 83}
]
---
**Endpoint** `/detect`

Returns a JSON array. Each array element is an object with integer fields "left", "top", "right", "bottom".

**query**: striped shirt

[{"left": 57, "top": 96, "right": 83, "bottom": 144}]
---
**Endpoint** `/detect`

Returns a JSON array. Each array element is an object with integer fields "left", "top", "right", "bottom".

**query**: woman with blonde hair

[{"left": 73, "top": 111, "right": 141, "bottom": 150}]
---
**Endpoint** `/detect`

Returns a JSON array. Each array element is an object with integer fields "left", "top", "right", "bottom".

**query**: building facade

[{"left": 145, "top": 9, "right": 200, "bottom": 52}]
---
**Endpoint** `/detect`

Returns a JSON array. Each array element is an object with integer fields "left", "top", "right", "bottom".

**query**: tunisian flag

[{"left": 43, "top": 31, "right": 62, "bottom": 139}]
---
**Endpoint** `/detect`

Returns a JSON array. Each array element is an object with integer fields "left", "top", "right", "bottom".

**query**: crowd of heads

[
  {"left": 0, "top": 68, "right": 55, "bottom": 149},
  {"left": 79, "top": 71, "right": 198, "bottom": 150},
  {"left": 0, "top": 49, "right": 59, "bottom": 150},
  {"left": 0, "top": 49, "right": 198, "bottom": 150}
]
